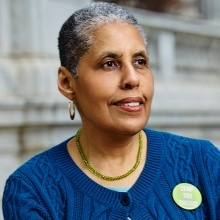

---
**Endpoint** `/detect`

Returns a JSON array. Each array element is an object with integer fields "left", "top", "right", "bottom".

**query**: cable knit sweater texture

[{"left": 2, "top": 129, "right": 220, "bottom": 219}]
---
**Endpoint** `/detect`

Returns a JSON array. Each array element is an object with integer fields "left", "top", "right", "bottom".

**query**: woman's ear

[{"left": 57, "top": 66, "right": 76, "bottom": 100}]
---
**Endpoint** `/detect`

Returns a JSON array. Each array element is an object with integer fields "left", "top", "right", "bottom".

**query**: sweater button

[
  {"left": 120, "top": 195, "right": 130, "bottom": 206},
  {"left": 127, "top": 217, "right": 132, "bottom": 220}
]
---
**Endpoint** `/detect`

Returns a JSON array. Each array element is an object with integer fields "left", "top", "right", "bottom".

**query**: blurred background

[{"left": 0, "top": 0, "right": 220, "bottom": 216}]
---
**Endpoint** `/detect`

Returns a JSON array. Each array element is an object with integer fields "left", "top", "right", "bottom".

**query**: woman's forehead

[
  {"left": 91, "top": 22, "right": 146, "bottom": 50},
  {"left": 86, "top": 23, "right": 146, "bottom": 56}
]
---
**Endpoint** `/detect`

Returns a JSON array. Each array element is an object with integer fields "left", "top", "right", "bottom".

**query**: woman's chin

[{"left": 108, "top": 120, "right": 148, "bottom": 136}]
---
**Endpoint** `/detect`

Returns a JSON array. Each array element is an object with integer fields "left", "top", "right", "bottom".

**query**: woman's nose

[{"left": 120, "top": 64, "right": 140, "bottom": 90}]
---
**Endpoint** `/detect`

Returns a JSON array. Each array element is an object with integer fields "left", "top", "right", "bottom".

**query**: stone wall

[
  {"left": 0, "top": 0, "right": 92, "bottom": 217},
  {"left": 0, "top": 0, "right": 220, "bottom": 218}
]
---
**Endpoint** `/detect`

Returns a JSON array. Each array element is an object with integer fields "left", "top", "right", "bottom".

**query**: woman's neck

[
  {"left": 67, "top": 129, "right": 147, "bottom": 187},
  {"left": 81, "top": 128, "right": 139, "bottom": 158}
]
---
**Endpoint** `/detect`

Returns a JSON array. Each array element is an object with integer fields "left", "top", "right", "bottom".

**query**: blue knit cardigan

[{"left": 2, "top": 129, "right": 220, "bottom": 219}]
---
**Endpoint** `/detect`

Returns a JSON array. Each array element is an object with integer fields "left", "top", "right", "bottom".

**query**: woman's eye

[
  {"left": 134, "top": 59, "right": 147, "bottom": 68},
  {"left": 102, "top": 61, "right": 118, "bottom": 70}
]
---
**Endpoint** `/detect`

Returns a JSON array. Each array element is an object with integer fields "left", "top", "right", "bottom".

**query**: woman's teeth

[{"left": 123, "top": 102, "right": 139, "bottom": 107}]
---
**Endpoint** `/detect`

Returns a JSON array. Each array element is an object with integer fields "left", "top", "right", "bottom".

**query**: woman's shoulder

[
  {"left": 2, "top": 138, "right": 72, "bottom": 219},
  {"left": 144, "top": 127, "right": 220, "bottom": 168},
  {"left": 144, "top": 128, "right": 219, "bottom": 151},
  {"left": 7, "top": 138, "right": 71, "bottom": 184}
]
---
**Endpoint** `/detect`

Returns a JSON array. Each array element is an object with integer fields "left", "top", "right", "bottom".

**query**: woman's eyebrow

[
  {"left": 95, "top": 50, "right": 148, "bottom": 62},
  {"left": 97, "top": 51, "right": 123, "bottom": 60},
  {"left": 133, "top": 51, "right": 148, "bottom": 59}
]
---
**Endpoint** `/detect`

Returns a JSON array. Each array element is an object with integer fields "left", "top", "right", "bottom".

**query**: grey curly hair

[{"left": 58, "top": 2, "right": 147, "bottom": 77}]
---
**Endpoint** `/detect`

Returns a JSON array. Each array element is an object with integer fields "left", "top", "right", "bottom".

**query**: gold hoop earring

[{"left": 68, "top": 101, "right": 75, "bottom": 120}]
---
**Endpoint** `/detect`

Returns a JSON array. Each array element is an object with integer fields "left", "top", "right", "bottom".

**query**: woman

[{"left": 2, "top": 2, "right": 220, "bottom": 219}]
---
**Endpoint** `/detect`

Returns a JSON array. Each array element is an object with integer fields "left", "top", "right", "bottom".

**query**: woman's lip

[
  {"left": 112, "top": 97, "right": 144, "bottom": 112},
  {"left": 113, "top": 97, "right": 144, "bottom": 105},
  {"left": 114, "top": 103, "right": 143, "bottom": 112}
]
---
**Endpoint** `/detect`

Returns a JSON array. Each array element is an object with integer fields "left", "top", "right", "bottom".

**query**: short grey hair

[{"left": 58, "top": 2, "right": 147, "bottom": 77}]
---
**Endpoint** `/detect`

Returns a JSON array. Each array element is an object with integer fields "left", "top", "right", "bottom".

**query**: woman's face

[{"left": 73, "top": 22, "right": 154, "bottom": 135}]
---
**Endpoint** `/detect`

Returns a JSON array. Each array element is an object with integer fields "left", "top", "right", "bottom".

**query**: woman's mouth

[{"left": 113, "top": 97, "right": 144, "bottom": 112}]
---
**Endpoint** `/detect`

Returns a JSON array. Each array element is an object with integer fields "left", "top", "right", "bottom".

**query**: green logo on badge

[{"left": 172, "top": 183, "right": 202, "bottom": 210}]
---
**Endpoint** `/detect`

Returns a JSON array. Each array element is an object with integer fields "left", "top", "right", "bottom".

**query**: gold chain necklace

[{"left": 75, "top": 129, "right": 143, "bottom": 181}]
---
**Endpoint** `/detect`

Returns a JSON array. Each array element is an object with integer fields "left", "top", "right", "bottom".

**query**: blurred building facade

[{"left": 0, "top": 0, "right": 220, "bottom": 216}]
